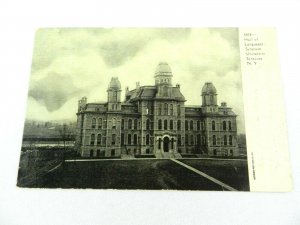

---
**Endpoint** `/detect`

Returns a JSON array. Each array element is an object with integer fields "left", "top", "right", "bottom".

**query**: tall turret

[
  {"left": 201, "top": 82, "right": 218, "bottom": 113},
  {"left": 107, "top": 77, "right": 121, "bottom": 111}
]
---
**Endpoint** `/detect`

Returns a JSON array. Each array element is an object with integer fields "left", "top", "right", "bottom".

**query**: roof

[
  {"left": 202, "top": 82, "right": 217, "bottom": 94},
  {"left": 155, "top": 62, "right": 173, "bottom": 77}
]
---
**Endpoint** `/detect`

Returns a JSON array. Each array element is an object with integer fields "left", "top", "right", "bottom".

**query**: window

[
  {"left": 190, "top": 135, "right": 194, "bottom": 145},
  {"left": 170, "top": 120, "right": 173, "bottom": 130},
  {"left": 230, "top": 149, "right": 233, "bottom": 155},
  {"left": 111, "top": 149, "right": 115, "bottom": 156},
  {"left": 98, "top": 118, "right": 102, "bottom": 129},
  {"left": 197, "top": 134, "right": 201, "bottom": 145},
  {"left": 197, "top": 120, "right": 201, "bottom": 130},
  {"left": 158, "top": 120, "right": 162, "bottom": 130},
  {"left": 146, "top": 119, "right": 150, "bottom": 130},
  {"left": 228, "top": 121, "right": 232, "bottom": 130},
  {"left": 163, "top": 86, "right": 168, "bottom": 96},
  {"left": 177, "top": 104, "right": 181, "bottom": 116},
  {"left": 213, "top": 135, "right": 216, "bottom": 145},
  {"left": 164, "top": 103, "right": 168, "bottom": 115},
  {"left": 146, "top": 134, "right": 150, "bottom": 145},
  {"left": 170, "top": 104, "right": 173, "bottom": 115},
  {"left": 185, "top": 134, "right": 189, "bottom": 145},
  {"left": 112, "top": 118, "right": 116, "bottom": 129},
  {"left": 96, "top": 149, "right": 100, "bottom": 157},
  {"left": 178, "top": 135, "right": 181, "bottom": 146},
  {"left": 128, "top": 134, "right": 132, "bottom": 145},
  {"left": 171, "top": 138, "right": 174, "bottom": 149},
  {"left": 213, "top": 149, "right": 217, "bottom": 155},
  {"left": 212, "top": 121, "right": 215, "bottom": 131},
  {"left": 146, "top": 149, "right": 150, "bottom": 154},
  {"left": 97, "top": 134, "right": 101, "bottom": 145},
  {"left": 185, "top": 120, "right": 189, "bottom": 130},
  {"left": 177, "top": 120, "right": 181, "bottom": 130},
  {"left": 112, "top": 134, "right": 116, "bottom": 145},
  {"left": 223, "top": 121, "right": 226, "bottom": 130},
  {"left": 121, "top": 133, "right": 124, "bottom": 146},
  {"left": 121, "top": 119, "right": 124, "bottom": 129},
  {"left": 158, "top": 138, "right": 162, "bottom": 149},
  {"left": 90, "top": 150, "right": 94, "bottom": 157},
  {"left": 158, "top": 103, "right": 162, "bottom": 115},
  {"left": 224, "top": 135, "right": 227, "bottom": 145},
  {"left": 90, "top": 134, "right": 95, "bottom": 145},
  {"left": 128, "top": 119, "right": 132, "bottom": 129},
  {"left": 134, "top": 119, "right": 138, "bottom": 130},
  {"left": 133, "top": 134, "right": 137, "bottom": 145},
  {"left": 229, "top": 135, "right": 233, "bottom": 145},
  {"left": 164, "top": 120, "right": 168, "bottom": 130},
  {"left": 190, "top": 120, "right": 194, "bottom": 130},
  {"left": 92, "top": 118, "right": 96, "bottom": 128},
  {"left": 103, "top": 136, "right": 106, "bottom": 145}
]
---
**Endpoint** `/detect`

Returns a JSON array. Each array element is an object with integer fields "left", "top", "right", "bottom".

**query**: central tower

[{"left": 155, "top": 62, "right": 173, "bottom": 97}]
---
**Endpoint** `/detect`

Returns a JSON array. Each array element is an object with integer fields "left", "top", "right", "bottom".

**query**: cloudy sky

[{"left": 26, "top": 28, "right": 246, "bottom": 133}]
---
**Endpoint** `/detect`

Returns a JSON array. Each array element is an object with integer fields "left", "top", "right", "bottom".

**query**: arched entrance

[{"left": 163, "top": 137, "right": 170, "bottom": 152}]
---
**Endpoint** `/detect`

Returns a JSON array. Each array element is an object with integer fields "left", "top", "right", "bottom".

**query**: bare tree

[{"left": 59, "top": 123, "right": 73, "bottom": 151}]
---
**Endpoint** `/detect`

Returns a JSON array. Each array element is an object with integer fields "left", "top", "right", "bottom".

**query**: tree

[{"left": 59, "top": 123, "right": 73, "bottom": 151}]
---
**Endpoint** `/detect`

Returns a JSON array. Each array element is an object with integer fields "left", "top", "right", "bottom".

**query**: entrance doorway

[{"left": 163, "top": 137, "right": 170, "bottom": 152}]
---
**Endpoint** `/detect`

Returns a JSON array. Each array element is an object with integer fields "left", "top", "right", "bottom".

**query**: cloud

[{"left": 26, "top": 28, "right": 246, "bottom": 133}]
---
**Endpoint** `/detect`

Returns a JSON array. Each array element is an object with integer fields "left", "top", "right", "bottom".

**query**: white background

[{"left": 0, "top": 1, "right": 299, "bottom": 225}]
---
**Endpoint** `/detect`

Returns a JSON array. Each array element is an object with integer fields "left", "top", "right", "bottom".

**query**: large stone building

[{"left": 75, "top": 62, "right": 239, "bottom": 158}]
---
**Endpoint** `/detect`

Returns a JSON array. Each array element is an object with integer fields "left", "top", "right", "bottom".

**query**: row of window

[
  {"left": 212, "top": 135, "right": 233, "bottom": 146},
  {"left": 90, "top": 134, "right": 209, "bottom": 146},
  {"left": 213, "top": 149, "right": 234, "bottom": 156},
  {"left": 157, "top": 103, "right": 181, "bottom": 116},
  {"left": 211, "top": 121, "right": 232, "bottom": 131}
]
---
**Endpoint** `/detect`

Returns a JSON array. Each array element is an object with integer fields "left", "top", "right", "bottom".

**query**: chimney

[
  {"left": 136, "top": 82, "right": 140, "bottom": 89},
  {"left": 176, "top": 84, "right": 180, "bottom": 89},
  {"left": 221, "top": 102, "right": 227, "bottom": 107}
]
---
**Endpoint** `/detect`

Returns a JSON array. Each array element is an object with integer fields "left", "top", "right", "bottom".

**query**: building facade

[{"left": 75, "top": 62, "right": 239, "bottom": 158}]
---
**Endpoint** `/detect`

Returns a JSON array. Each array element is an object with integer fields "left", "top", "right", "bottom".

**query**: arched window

[
  {"left": 178, "top": 135, "right": 181, "bottom": 146},
  {"left": 185, "top": 134, "right": 189, "bottom": 145},
  {"left": 190, "top": 120, "right": 194, "bottom": 130},
  {"left": 128, "top": 119, "right": 132, "bottom": 129},
  {"left": 92, "top": 118, "right": 96, "bottom": 128},
  {"left": 90, "top": 134, "right": 95, "bottom": 145},
  {"left": 229, "top": 135, "right": 233, "bottom": 145},
  {"left": 170, "top": 104, "right": 173, "bottom": 115},
  {"left": 112, "top": 134, "right": 116, "bottom": 145},
  {"left": 90, "top": 150, "right": 94, "bottom": 157},
  {"left": 97, "top": 134, "right": 101, "bottom": 145},
  {"left": 228, "top": 121, "right": 232, "bottom": 130},
  {"left": 146, "top": 134, "right": 150, "bottom": 145},
  {"left": 224, "top": 135, "right": 227, "bottom": 145},
  {"left": 96, "top": 149, "right": 100, "bottom": 157},
  {"left": 121, "top": 119, "right": 124, "bottom": 129},
  {"left": 197, "top": 120, "right": 201, "bottom": 130},
  {"left": 133, "top": 134, "right": 138, "bottom": 145},
  {"left": 190, "top": 135, "right": 194, "bottom": 145},
  {"left": 185, "top": 120, "right": 189, "bottom": 130},
  {"left": 112, "top": 118, "right": 116, "bottom": 129},
  {"left": 177, "top": 120, "right": 181, "bottom": 130},
  {"left": 164, "top": 103, "right": 168, "bottom": 115},
  {"left": 177, "top": 104, "right": 181, "bottom": 116},
  {"left": 164, "top": 119, "right": 168, "bottom": 130},
  {"left": 98, "top": 118, "right": 102, "bottom": 129},
  {"left": 128, "top": 134, "right": 132, "bottom": 145},
  {"left": 170, "top": 120, "right": 173, "bottom": 130},
  {"left": 223, "top": 121, "right": 226, "bottom": 130},
  {"left": 158, "top": 120, "right": 162, "bottom": 130},
  {"left": 158, "top": 103, "right": 162, "bottom": 115},
  {"left": 134, "top": 119, "right": 138, "bottom": 130},
  {"left": 121, "top": 133, "right": 124, "bottom": 145},
  {"left": 213, "top": 135, "right": 216, "bottom": 145},
  {"left": 212, "top": 121, "right": 215, "bottom": 131},
  {"left": 146, "top": 119, "right": 150, "bottom": 130},
  {"left": 163, "top": 86, "right": 168, "bottom": 96},
  {"left": 158, "top": 138, "right": 162, "bottom": 149},
  {"left": 197, "top": 134, "right": 201, "bottom": 145}
]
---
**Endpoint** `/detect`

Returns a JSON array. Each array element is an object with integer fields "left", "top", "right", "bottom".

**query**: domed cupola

[
  {"left": 154, "top": 62, "right": 173, "bottom": 86},
  {"left": 201, "top": 82, "right": 218, "bottom": 108},
  {"left": 202, "top": 82, "right": 217, "bottom": 95},
  {"left": 107, "top": 77, "right": 121, "bottom": 91}
]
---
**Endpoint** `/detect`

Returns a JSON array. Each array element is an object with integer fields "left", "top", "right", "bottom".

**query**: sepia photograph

[{"left": 17, "top": 28, "right": 249, "bottom": 191}]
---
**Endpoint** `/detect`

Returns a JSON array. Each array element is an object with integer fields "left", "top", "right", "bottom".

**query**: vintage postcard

[{"left": 17, "top": 28, "right": 292, "bottom": 191}]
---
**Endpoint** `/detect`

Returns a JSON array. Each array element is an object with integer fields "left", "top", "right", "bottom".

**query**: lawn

[{"left": 18, "top": 158, "right": 249, "bottom": 191}]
